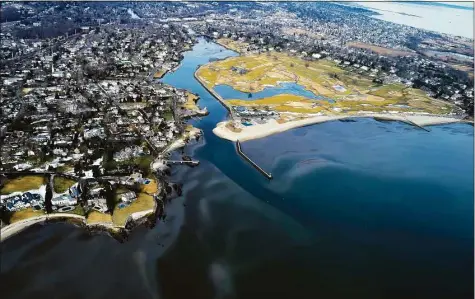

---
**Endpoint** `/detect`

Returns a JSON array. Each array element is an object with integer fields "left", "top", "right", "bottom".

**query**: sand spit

[{"left": 213, "top": 113, "right": 468, "bottom": 142}]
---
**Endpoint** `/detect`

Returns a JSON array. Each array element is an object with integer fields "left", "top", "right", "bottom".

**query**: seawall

[
  {"left": 0, "top": 205, "right": 157, "bottom": 243},
  {"left": 236, "top": 140, "right": 272, "bottom": 179},
  {"left": 194, "top": 66, "right": 235, "bottom": 119}
]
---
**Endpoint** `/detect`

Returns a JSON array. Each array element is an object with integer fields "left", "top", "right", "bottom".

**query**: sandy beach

[
  {"left": 0, "top": 207, "right": 158, "bottom": 242},
  {"left": 213, "top": 113, "right": 468, "bottom": 142},
  {"left": 0, "top": 213, "right": 86, "bottom": 242}
]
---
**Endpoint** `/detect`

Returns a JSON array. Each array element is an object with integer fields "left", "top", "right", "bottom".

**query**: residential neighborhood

[{"left": 0, "top": 1, "right": 473, "bottom": 232}]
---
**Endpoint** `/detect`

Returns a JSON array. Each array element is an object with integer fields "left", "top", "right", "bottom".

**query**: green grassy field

[
  {"left": 112, "top": 193, "right": 155, "bottom": 227},
  {"left": 163, "top": 110, "right": 174, "bottom": 121},
  {"left": 182, "top": 92, "right": 200, "bottom": 111},
  {"left": 53, "top": 176, "right": 76, "bottom": 193},
  {"left": 1, "top": 176, "right": 46, "bottom": 195},
  {"left": 196, "top": 48, "right": 455, "bottom": 115},
  {"left": 86, "top": 211, "right": 113, "bottom": 224},
  {"left": 217, "top": 38, "right": 251, "bottom": 53},
  {"left": 9, "top": 208, "right": 46, "bottom": 223},
  {"left": 57, "top": 205, "right": 85, "bottom": 216}
]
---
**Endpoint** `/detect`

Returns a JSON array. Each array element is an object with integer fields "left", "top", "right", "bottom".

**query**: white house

[{"left": 51, "top": 195, "right": 77, "bottom": 207}]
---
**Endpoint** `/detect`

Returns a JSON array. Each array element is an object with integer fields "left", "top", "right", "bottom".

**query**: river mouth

[{"left": 1, "top": 37, "right": 473, "bottom": 299}]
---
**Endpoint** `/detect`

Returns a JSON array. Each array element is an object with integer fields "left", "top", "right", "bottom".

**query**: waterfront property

[
  {"left": 1, "top": 191, "right": 45, "bottom": 212},
  {"left": 0, "top": 175, "right": 46, "bottom": 195},
  {"left": 196, "top": 49, "right": 456, "bottom": 116},
  {"left": 112, "top": 192, "right": 155, "bottom": 227}
]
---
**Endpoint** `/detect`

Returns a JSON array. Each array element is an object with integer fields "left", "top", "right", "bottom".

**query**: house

[
  {"left": 129, "top": 172, "right": 142, "bottom": 182},
  {"left": 13, "top": 163, "right": 32, "bottom": 171},
  {"left": 120, "top": 191, "right": 137, "bottom": 203},
  {"left": 312, "top": 53, "right": 322, "bottom": 59},
  {"left": 51, "top": 195, "right": 77, "bottom": 207}
]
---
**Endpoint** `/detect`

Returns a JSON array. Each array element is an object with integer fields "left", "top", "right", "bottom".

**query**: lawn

[
  {"left": 53, "top": 176, "right": 76, "bottom": 193},
  {"left": 217, "top": 38, "right": 251, "bottom": 53},
  {"left": 112, "top": 193, "right": 155, "bottom": 227},
  {"left": 227, "top": 94, "right": 331, "bottom": 114},
  {"left": 140, "top": 179, "right": 158, "bottom": 195},
  {"left": 56, "top": 165, "right": 74, "bottom": 173},
  {"left": 163, "top": 110, "right": 174, "bottom": 121},
  {"left": 347, "top": 41, "right": 416, "bottom": 57},
  {"left": 57, "top": 205, "right": 85, "bottom": 216},
  {"left": 153, "top": 69, "right": 167, "bottom": 79},
  {"left": 1, "top": 176, "right": 46, "bottom": 195},
  {"left": 86, "top": 211, "right": 113, "bottom": 224},
  {"left": 196, "top": 45, "right": 456, "bottom": 116},
  {"left": 9, "top": 208, "right": 46, "bottom": 223},
  {"left": 182, "top": 92, "right": 200, "bottom": 111}
]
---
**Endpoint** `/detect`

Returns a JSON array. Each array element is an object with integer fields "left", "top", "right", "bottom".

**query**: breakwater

[
  {"left": 236, "top": 140, "right": 273, "bottom": 179},
  {"left": 373, "top": 116, "right": 431, "bottom": 131},
  {"left": 194, "top": 66, "right": 236, "bottom": 119}
]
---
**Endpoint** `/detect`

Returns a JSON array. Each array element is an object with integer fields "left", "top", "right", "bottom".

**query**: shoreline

[
  {"left": 193, "top": 68, "right": 235, "bottom": 118},
  {"left": 214, "top": 38, "right": 244, "bottom": 54},
  {"left": 213, "top": 113, "right": 470, "bottom": 142},
  {"left": 0, "top": 206, "right": 157, "bottom": 242},
  {"left": 1, "top": 213, "right": 85, "bottom": 242}
]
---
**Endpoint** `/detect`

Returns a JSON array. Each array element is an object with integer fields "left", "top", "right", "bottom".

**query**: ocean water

[
  {"left": 214, "top": 82, "right": 334, "bottom": 103},
  {"left": 357, "top": 1, "right": 474, "bottom": 38},
  {"left": 1, "top": 39, "right": 473, "bottom": 299}
]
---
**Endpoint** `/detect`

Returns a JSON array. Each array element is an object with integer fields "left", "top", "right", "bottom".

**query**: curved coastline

[
  {"left": 192, "top": 46, "right": 470, "bottom": 142},
  {"left": 213, "top": 113, "right": 470, "bottom": 142},
  {"left": 0, "top": 207, "right": 156, "bottom": 242},
  {"left": 1, "top": 213, "right": 85, "bottom": 242}
]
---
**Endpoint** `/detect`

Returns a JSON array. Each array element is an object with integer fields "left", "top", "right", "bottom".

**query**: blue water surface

[
  {"left": 2, "top": 38, "right": 471, "bottom": 299},
  {"left": 159, "top": 38, "right": 474, "bottom": 298},
  {"left": 214, "top": 82, "right": 335, "bottom": 103}
]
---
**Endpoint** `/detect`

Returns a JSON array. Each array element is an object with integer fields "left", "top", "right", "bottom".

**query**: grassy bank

[
  {"left": 1, "top": 176, "right": 46, "bottom": 195},
  {"left": 86, "top": 211, "right": 113, "bottom": 224},
  {"left": 53, "top": 176, "right": 76, "bottom": 193},
  {"left": 9, "top": 208, "right": 46, "bottom": 223},
  {"left": 112, "top": 193, "right": 155, "bottom": 227}
]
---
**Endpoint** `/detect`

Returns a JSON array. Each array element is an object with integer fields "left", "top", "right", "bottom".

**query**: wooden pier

[{"left": 236, "top": 140, "right": 273, "bottom": 179}]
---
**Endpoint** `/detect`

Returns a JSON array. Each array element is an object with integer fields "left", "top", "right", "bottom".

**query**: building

[
  {"left": 51, "top": 195, "right": 77, "bottom": 207},
  {"left": 120, "top": 191, "right": 137, "bottom": 203}
]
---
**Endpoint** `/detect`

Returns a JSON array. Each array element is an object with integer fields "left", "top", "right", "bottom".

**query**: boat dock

[{"left": 236, "top": 140, "right": 273, "bottom": 179}]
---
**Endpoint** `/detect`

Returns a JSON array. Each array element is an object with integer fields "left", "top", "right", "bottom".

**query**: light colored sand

[
  {"left": 0, "top": 213, "right": 85, "bottom": 242},
  {"left": 213, "top": 113, "right": 466, "bottom": 142},
  {"left": 0, "top": 208, "right": 156, "bottom": 242},
  {"left": 130, "top": 209, "right": 154, "bottom": 221}
]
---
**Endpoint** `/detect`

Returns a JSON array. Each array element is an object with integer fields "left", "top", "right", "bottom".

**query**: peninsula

[{"left": 195, "top": 39, "right": 468, "bottom": 141}]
